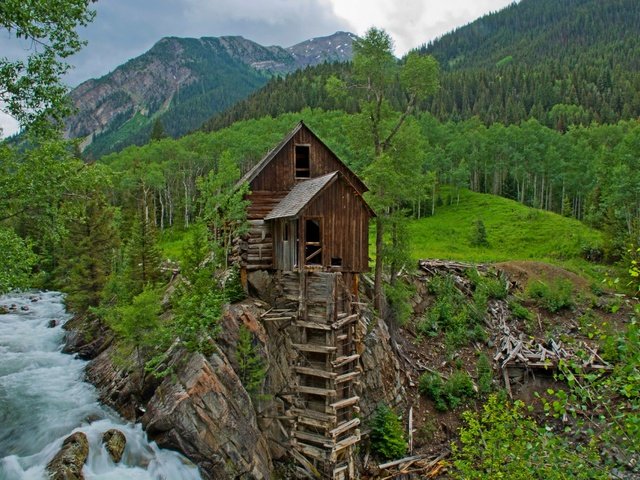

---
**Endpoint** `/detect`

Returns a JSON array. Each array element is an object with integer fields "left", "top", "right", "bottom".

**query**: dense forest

[{"left": 204, "top": 0, "right": 640, "bottom": 130}]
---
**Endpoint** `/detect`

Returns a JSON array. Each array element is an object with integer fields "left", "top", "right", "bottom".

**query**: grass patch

[
  {"left": 158, "top": 226, "right": 200, "bottom": 264},
  {"left": 405, "top": 188, "right": 603, "bottom": 276}
]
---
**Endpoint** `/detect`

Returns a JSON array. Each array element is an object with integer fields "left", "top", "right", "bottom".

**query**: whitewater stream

[{"left": 0, "top": 291, "right": 202, "bottom": 480}]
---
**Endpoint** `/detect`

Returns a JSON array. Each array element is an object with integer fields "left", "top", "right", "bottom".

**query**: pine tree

[
  {"left": 126, "top": 211, "right": 162, "bottom": 291},
  {"left": 56, "top": 197, "right": 119, "bottom": 312},
  {"left": 236, "top": 325, "right": 266, "bottom": 396}
]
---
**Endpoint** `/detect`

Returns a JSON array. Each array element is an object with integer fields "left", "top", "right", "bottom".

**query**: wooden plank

[
  {"left": 293, "top": 441, "right": 328, "bottom": 462},
  {"left": 332, "top": 354, "right": 360, "bottom": 368},
  {"left": 330, "top": 396, "right": 359, "bottom": 410},
  {"left": 328, "top": 432, "right": 360, "bottom": 458},
  {"left": 332, "top": 314, "right": 358, "bottom": 330},
  {"left": 295, "top": 320, "right": 332, "bottom": 331},
  {"left": 293, "top": 343, "right": 337, "bottom": 353},
  {"left": 293, "top": 430, "right": 329, "bottom": 445},
  {"left": 297, "top": 415, "right": 331, "bottom": 429},
  {"left": 329, "top": 418, "right": 360, "bottom": 438},
  {"left": 291, "top": 408, "right": 337, "bottom": 423},
  {"left": 294, "top": 366, "right": 337, "bottom": 379},
  {"left": 336, "top": 371, "right": 361, "bottom": 384},
  {"left": 295, "top": 385, "right": 337, "bottom": 397}
]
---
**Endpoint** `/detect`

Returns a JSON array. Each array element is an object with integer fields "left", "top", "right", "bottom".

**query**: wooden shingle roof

[{"left": 264, "top": 172, "right": 338, "bottom": 220}]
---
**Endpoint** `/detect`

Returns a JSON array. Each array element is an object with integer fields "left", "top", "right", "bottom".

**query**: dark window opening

[
  {"left": 331, "top": 257, "right": 342, "bottom": 267},
  {"left": 283, "top": 223, "right": 289, "bottom": 241},
  {"left": 305, "top": 219, "right": 322, "bottom": 265},
  {"left": 295, "top": 145, "right": 310, "bottom": 178}
]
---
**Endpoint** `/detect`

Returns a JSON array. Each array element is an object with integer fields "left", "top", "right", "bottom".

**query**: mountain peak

[{"left": 288, "top": 31, "right": 357, "bottom": 68}]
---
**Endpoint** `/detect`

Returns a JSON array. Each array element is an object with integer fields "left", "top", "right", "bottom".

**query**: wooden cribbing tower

[{"left": 274, "top": 270, "right": 362, "bottom": 479}]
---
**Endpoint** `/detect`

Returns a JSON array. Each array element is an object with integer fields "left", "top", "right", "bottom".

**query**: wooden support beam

[
  {"left": 293, "top": 343, "right": 337, "bottom": 353},
  {"left": 294, "top": 366, "right": 337, "bottom": 379},
  {"left": 329, "top": 418, "right": 360, "bottom": 438},
  {"left": 332, "top": 314, "right": 358, "bottom": 330},
  {"left": 293, "top": 430, "right": 330, "bottom": 446},
  {"left": 293, "top": 440, "right": 329, "bottom": 463},
  {"left": 336, "top": 371, "right": 361, "bottom": 384},
  {"left": 295, "top": 385, "right": 337, "bottom": 397},
  {"left": 291, "top": 408, "right": 337, "bottom": 423},
  {"left": 328, "top": 432, "right": 361, "bottom": 460},
  {"left": 295, "top": 320, "right": 332, "bottom": 331},
  {"left": 262, "top": 316, "right": 294, "bottom": 321},
  {"left": 330, "top": 396, "right": 359, "bottom": 410},
  {"left": 332, "top": 354, "right": 360, "bottom": 368}
]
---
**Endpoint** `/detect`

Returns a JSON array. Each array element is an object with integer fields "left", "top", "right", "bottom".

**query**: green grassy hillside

[{"left": 407, "top": 188, "right": 603, "bottom": 272}]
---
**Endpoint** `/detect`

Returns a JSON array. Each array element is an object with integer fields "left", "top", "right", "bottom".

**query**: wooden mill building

[{"left": 236, "top": 121, "right": 373, "bottom": 479}]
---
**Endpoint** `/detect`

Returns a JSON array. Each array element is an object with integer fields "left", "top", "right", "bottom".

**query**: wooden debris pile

[{"left": 366, "top": 451, "right": 449, "bottom": 480}]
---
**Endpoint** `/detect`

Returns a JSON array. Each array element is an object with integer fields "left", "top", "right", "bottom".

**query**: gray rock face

[
  {"left": 102, "top": 429, "right": 126, "bottom": 463},
  {"left": 141, "top": 351, "right": 272, "bottom": 480},
  {"left": 46, "top": 432, "right": 89, "bottom": 480}
]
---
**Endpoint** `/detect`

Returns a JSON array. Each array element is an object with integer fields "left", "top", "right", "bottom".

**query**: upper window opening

[{"left": 295, "top": 145, "right": 310, "bottom": 178}]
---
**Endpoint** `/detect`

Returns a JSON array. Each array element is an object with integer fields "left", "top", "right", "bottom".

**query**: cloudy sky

[{"left": 1, "top": 0, "right": 515, "bottom": 138}]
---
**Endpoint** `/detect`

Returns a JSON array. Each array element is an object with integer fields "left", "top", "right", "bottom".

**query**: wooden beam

[
  {"left": 291, "top": 408, "right": 337, "bottom": 423},
  {"left": 293, "top": 441, "right": 328, "bottom": 463},
  {"left": 329, "top": 418, "right": 360, "bottom": 438},
  {"left": 295, "top": 320, "right": 332, "bottom": 331},
  {"left": 330, "top": 396, "right": 359, "bottom": 410},
  {"left": 294, "top": 366, "right": 337, "bottom": 379},
  {"left": 332, "top": 354, "right": 359, "bottom": 368},
  {"left": 293, "top": 343, "right": 337, "bottom": 353},
  {"left": 293, "top": 430, "right": 330, "bottom": 445},
  {"left": 295, "top": 385, "right": 337, "bottom": 397},
  {"left": 332, "top": 314, "right": 358, "bottom": 330},
  {"left": 336, "top": 371, "right": 361, "bottom": 384}
]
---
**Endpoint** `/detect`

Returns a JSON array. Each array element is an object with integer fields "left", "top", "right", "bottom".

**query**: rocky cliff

[{"left": 64, "top": 287, "right": 405, "bottom": 479}]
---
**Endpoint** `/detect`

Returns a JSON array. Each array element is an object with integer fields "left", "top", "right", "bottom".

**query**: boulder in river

[
  {"left": 0, "top": 305, "right": 8, "bottom": 314},
  {"left": 46, "top": 431, "right": 89, "bottom": 480},
  {"left": 47, "top": 319, "right": 59, "bottom": 328},
  {"left": 102, "top": 429, "right": 126, "bottom": 463}
]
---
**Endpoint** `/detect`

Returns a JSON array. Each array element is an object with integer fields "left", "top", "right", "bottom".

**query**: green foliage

[
  {"left": 236, "top": 325, "right": 266, "bottom": 397},
  {"left": 0, "top": 0, "right": 95, "bottom": 130},
  {"left": 369, "top": 404, "right": 407, "bottom": 460},
  {"left": 476, "top": 353, "right": 493, "bottom": 395},
  {"left": 452, "top": 394, "right": 607, "bottom": 479},
  {"left": 418, "top": 371, "right": 475, "bottom": 411},
  {"left": 527, "top": 279, "right": 574, "bottom": 313},
  {"left": 55, "top": 196, "right": 119, "bottom": 312},
  {"left": 417, "top": 274, "right": 488, "bottom": 351},
  {"left": 102, "top": 285, "right": 163, "bottom": 347},
  {"left": 384, "top": 280, "right": 413, "bottom": 326},
  {"left": 0, "top": 226, "right": 37, "bottom": 293}
]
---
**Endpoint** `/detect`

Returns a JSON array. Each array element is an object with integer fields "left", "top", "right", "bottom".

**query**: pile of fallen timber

[
  {"left": 417, "top": 259, "right": 612, "bottom": 397},
  {"left": 365, "top": 451, "right": 449, "bottom": 480}
]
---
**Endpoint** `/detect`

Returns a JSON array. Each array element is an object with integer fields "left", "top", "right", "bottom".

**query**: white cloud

[
  {"left": 0, "top": 110, "right": 20, "bottom": 139},
  {"left": 328, "top": 0, "right": 516, "bottom": 55}
]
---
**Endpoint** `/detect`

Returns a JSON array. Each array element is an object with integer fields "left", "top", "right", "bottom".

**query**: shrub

[
  {"left": 452, "top": 394, "right": 607, "bottom": 480},
  {"left": 419, "top": 371, "right": 475, "bottom": 411},
  {"left": 527, "top": 279, "right": 574, "bottom": 313},
  {"left": 369, "top": 404, "right": 407, "bottom": 460}
]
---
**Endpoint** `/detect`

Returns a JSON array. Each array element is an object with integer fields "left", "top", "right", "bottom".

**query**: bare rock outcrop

[
  {"left": 141, "top": 350, "right": 272, "bottom": 480},
  {"left": 46, "top": 432, "right": 89, "bottom": 480},
  {"left": 102, "top": 429, "right": 126, "bottom": 463}
]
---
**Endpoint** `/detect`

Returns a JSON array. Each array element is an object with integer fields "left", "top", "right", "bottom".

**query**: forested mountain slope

[
  {"left": 65, "top": 32, "right": 356, "bottom": 159},
  {"left": 204, "top": 0, "right": 640, "bottom": 131}
]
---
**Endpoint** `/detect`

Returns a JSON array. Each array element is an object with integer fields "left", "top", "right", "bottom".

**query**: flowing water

[{"left": 0, "top": 291, "right": 202, "bottom": 480}]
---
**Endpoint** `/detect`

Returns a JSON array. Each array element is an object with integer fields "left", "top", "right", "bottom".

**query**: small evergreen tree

[
  {"left": 471, "top": 219, "right": 489, "bottom": 246},
  {"left": 126, "top": 212, "right": 162, "bottom": 290},
  {"left": 369, "top": 404, "right": 407, "bottom": 460},
  {"left": 237, "top": 325, "right": 266, "bottom": 396}
]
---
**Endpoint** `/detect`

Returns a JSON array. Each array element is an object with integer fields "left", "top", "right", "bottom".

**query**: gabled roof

[
  {"left": 264, "top": 172, "right": 338, "bottom": 220},
  {"left": 237, "top": 120, "right": 368, "bottom": 193}
]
